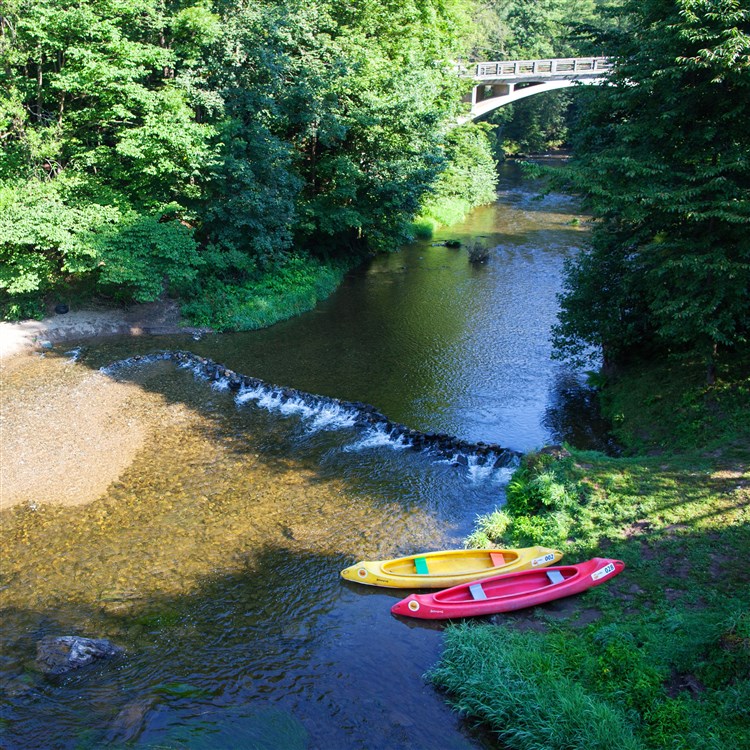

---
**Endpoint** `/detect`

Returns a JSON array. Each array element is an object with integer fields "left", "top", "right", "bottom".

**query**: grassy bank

[
  {"left": 181, "top": 255, "right": 349, "bottom": 332},
  {"left": 428, "top": 355, "right": 750, "bottom": 749}
]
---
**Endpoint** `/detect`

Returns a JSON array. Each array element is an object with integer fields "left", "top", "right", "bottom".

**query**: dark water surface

[{"left": 0, "top": 164, "right": 610, "bottom": 749}]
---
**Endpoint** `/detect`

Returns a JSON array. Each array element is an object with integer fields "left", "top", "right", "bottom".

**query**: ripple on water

[
  {"left": 0, "top": 164, "right": 608, "bottom": 748},
  {"left": 0, "top": 354, "right": 506, "bottom": 750}
]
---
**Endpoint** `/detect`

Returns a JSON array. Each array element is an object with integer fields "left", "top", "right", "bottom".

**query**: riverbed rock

[
  {"left": 538, "top": 445, "right": 571, "bottom": 460},
  {"left": 36, "top": 636, "right": 123, "bottom": 675},
  {"left": 153, "top": 350, "right": 525, "bottom": 466}
]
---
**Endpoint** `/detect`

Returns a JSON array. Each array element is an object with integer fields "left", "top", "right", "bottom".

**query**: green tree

[
  {"left": 420, "top": 121, "right": 499, "bottom": 224},
  {"left": 552, "top": 0, "right": 750, "bottom": 380},
  {"left": 0, "top": 0, "right": 502, "bottom": 324},
  {"left": 0, "top": 0, "right": 213, "bottom": 313}
]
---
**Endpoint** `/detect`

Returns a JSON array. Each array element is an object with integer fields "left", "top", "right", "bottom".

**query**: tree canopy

[
  {"left": 0, "top": 0, "right": 498, "bottom": 321},
  {"left": 550, "top": 0, "right": 750, "bottom": 379}
]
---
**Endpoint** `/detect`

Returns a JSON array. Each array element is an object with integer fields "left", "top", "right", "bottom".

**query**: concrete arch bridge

[{"left": 460, "top": 57, "right": 611, "bottom": 122}]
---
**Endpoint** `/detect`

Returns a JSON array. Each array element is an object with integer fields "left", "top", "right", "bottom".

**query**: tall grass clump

[
  {"left": 427, "top": 624, "right": 644, "bottom": 750},
  {"left": 468, "top": 452, "right": 604, "bottom": 553},
  {"left": 183, "top": 254, "right": 347, "bottom": 331}
]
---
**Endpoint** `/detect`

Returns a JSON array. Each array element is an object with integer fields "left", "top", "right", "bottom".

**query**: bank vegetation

[{"left": 429, "top": 2, "right": 750, "bottom": 747}]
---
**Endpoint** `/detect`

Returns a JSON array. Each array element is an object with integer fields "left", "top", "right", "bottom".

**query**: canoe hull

[
  {"left": 340, "top": 546, "right": 563, "bottom": 589},
  {"left": 391, "top": 558, "right": 624, "bottom": 619}
]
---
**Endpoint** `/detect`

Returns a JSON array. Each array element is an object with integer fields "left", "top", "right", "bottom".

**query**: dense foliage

[
  {"left": 469, "top": 0, "right": 622, "bottom": 154},
  {"left": 0, "top": 0, "right": 499, "bottom": 322},
  {"left": 0, "top": 0, "right": 637, "bottom": 326},
  {"left": 550, "top": 0, "right": 750, "bottom": 379}
]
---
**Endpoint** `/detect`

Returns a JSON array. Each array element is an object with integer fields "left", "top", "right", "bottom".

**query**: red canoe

[{"left": 391, "top": 557, "right": 624, "bottom": 620}]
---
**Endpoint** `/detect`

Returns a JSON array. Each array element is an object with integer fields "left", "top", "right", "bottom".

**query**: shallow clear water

[{"left": 0, "top": 163, "right": 611, "bottom": 749}]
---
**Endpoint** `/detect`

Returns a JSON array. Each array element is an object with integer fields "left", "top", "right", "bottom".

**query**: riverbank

[
  {"left": 0, "top": 300, "right": 207, "bottom": 362},
  {"left": 428, "top": 355, "right": 750, "bottom": 749},
  {"left": 0, "top": 300, "right": 211, "bottom": 511}
]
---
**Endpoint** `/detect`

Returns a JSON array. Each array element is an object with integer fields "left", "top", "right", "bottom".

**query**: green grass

[
  {"left": 602, "top": 352, "right": 750, "bottom": 456},
  {"left": 428, "top": 625, "right": 644, "bottom": 750},
  {"left": 412, "top": 196, "right": 475, "bottom": 239},
  {"left": 430, "top": 354, "right": 750, "bottom": 749},
  {"left": 182, "top": 254, "right": 348, "bottom": 332}
]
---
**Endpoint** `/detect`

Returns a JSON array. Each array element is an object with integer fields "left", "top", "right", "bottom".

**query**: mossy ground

[{"left": 429, "top": 353, "right": 750, "bottom": 750}]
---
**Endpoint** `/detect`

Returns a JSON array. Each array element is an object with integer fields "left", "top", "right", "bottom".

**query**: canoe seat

[
  {"left": 489, "top": 552, "right": 506, "bottom": 568},
  {"left": 546, "top": 570, "right": 565, "bottom": 585},
  {"left": 469, "top": 583, "right": 488, "bottom": 601},
  {"left": 414, "top": 557, "right": 429, "bottom": 575}
]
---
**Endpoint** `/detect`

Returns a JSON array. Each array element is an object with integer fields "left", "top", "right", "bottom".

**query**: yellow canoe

[{"left": 340, "top": 546, "right": 563, "bottom": 589}]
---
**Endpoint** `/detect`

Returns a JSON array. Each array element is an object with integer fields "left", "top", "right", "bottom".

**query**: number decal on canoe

[
  {"left": 591, "top": 562, "right": 616, "bottom": 581},
  {"left": 532, "top": 553, "right": 556, "bottom": 567}
]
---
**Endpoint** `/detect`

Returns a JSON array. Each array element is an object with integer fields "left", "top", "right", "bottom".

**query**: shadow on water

[
  {"left": 0, "top": 345, "right": 614, "bottom": 750},
  {"left": 544, "top": 370, "right": 620, "bottom": 455},
  {"left": 1, "top": 350, "right": 511, "bottom": 749},
  {"left": 7, "top": 505, "right": 748, "bottom": 749},
  {"left": 1, "top": 544, "right": 488, "bottom": 750}
]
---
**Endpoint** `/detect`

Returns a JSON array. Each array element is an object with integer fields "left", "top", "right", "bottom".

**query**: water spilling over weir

[{"left": 103, "top": 350, "right": 522, "bottom": 474}]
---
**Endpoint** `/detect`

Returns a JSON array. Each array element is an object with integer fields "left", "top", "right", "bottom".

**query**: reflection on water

[{"left": 0, "top": 164, "right": 611, "bottom": 749}]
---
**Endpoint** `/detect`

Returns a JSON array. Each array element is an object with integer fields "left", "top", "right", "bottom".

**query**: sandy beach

[
  {"left": 0, "top": 302, "right": 208, "bottom": 510},
  {"left": 0, "top": 300, "right": 207, "bottom": 361}
]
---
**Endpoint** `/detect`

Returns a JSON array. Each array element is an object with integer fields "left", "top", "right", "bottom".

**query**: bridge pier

[{"left": 465, "top": 83, "right": 513, "bottom": 109}]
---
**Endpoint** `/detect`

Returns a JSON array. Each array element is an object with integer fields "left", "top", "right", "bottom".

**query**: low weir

[{"left": 102, "top": 350, "right": 523, "bottom": 471}]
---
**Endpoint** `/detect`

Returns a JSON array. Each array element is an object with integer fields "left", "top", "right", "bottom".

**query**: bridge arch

[{"left": 460, "top": 57, "right": 611, "bottom": 122}]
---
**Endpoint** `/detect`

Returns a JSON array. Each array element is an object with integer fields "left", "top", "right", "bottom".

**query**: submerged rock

[{"left": 36, "top": 636, "right": 123, "bottom": 675}]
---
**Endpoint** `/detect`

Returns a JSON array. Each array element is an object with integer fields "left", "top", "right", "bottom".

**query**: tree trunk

[
  {"left": 706, "top": 341, "right": 718, "bottom": 386},
  {"left": 600, "top": 344, "right": 618, "bottom": 378},
  {"left": 36, "top": 51, "right": 43, "bottom": 121}
]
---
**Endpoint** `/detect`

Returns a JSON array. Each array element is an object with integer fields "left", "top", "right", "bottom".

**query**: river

[{"left": 0, "top": 163, "right": 611, "bottom": 749}]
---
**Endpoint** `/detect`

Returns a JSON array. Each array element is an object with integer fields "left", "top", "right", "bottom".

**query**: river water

[{"left": 0, "top": 164, "right": 610, "bottom": 749}]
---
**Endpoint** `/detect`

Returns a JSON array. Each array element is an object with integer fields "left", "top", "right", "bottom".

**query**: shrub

[
  {"left": 183, "top": 254, "right": 347, "bottom": 331},
  {"left": 466, "top": 239, "right": 490, "bottom": 264}
]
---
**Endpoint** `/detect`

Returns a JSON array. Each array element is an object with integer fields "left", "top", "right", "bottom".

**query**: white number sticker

[
  {"left": 591, "top": 562, "right": 616, "bottom": 581},
  {"left": 532, "top": 553, "right": 556, "bottom": 567}
]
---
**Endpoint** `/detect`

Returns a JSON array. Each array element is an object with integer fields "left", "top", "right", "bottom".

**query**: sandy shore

[
  {"left": 0, "top": 300, "right": 208, "bottom": 361},
  {"left": 0, "top": 301, "right": 210, "bottom": 510}
]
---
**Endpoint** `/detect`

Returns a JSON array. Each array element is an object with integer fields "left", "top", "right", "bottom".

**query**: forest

[
  {"left": 0, "top": 0, "right": 607, "bottom": 329},
  {"left": 1, "top": 0, "right": 748, "bottom": 367}
]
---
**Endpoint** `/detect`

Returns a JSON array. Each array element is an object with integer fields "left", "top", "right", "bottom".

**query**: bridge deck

[{"left": 471, "top": 57, "right": 611, "bottom": 82}]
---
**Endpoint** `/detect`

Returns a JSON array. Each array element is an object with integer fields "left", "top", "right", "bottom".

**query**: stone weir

[{"left": 105, "top": 350, "right": 523, "bottom": 469}]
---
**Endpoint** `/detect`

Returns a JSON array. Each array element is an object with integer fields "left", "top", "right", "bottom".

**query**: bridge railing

[{"left": 473, "top": 57, "right": 612, "bottom": 79}]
